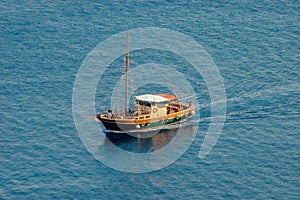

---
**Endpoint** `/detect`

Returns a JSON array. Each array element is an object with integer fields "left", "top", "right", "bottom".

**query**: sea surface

[{"left": 1, "top": 0, "right": 299, "bottom": 199}]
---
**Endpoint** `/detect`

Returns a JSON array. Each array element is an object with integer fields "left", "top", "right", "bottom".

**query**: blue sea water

[{"left": 1, "top": 0, "right": 299, "bottom": 199}]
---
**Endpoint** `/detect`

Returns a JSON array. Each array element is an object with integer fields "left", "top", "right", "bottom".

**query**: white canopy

[{"left": 135, "top": 94, "right": 172, "bottom": 103}]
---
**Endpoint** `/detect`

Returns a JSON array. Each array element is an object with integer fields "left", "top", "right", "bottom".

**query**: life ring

[
  {"left": 153, "top": 108, "right": 158, "bottom": 113},
  {"left": 141, "top": 122, "right": 146, "bottom": 126}
]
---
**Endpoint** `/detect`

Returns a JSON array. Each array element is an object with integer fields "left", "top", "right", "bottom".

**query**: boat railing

[
  {"left": 98, "top": 110, "right": 152, "bottom": 120},
  {"left": 97, "top": 101, "right": 193, "bottom": 120}
]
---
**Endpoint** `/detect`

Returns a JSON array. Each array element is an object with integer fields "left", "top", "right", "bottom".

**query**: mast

[{"left": 125, "top": 33, "right": 129, "bottom": 116}]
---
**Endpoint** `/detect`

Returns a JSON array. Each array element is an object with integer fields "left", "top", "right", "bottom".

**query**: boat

[{"left": 96, "top": 34, "right": 196, "bottom": 132}]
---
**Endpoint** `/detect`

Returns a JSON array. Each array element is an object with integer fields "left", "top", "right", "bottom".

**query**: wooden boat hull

[{"left": 97, "top": 106, "right": 195, "bottom": 132}]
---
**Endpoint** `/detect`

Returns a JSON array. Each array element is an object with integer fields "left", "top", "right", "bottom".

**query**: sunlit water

[{"left": 1, "top": 1, "right": 299, "bottom": 199}]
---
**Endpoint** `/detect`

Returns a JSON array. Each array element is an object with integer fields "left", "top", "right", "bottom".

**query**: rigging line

[
  {"left": 116, "top": 63, "right": 126, "bottom": 112},
  {"left": 125, "top": 33, "right": 129, "bottom": 116},
  {"left": 130, "top": 62, "right": 137, "bottom": 101}
]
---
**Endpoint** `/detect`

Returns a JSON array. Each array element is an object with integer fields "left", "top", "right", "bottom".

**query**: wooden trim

[{"left": 99, "top": 106, "right": 195, "bottom": 125}]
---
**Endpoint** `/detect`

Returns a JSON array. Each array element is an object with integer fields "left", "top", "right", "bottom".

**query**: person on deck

[{"left": 107, "top": 109, "right": 112, "bottom": 118}]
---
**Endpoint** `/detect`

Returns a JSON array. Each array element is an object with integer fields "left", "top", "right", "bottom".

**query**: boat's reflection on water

[{"left": 103, "top": 124, "right": 195, "bottom": 153}]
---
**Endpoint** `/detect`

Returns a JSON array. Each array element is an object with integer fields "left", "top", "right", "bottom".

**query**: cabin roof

[{"left": 135, "top": 94, "right": 177, "bottom": 103}]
